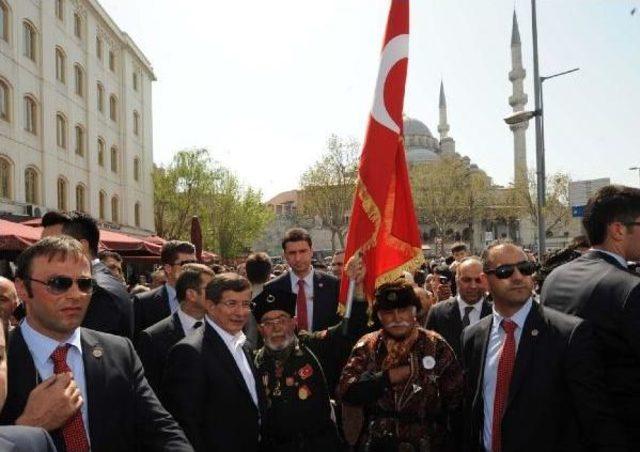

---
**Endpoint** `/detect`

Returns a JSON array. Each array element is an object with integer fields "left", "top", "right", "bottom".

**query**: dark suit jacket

[
  {"left": 461, "top": 301, "right": 625, "bottom": 452},
  {"left": 541, "top": 250, "right": 640, "bottom": 446},
  {"left": 0, "top": 327, "right": 193, "bottom": 452},
  {"left": 83, "top": 261, "right": 134, "bottom": 339},
  {"left": 133, "top": 285, "right": 171, "bottom": 339},
  {"left": 162, "top": 322, "right": 267, "bottom": 452},
  {"left": 136, "top": 311, "right": 185, "bottom": 399},
  {"left": 264, "top": 270, "right": 340, "bottom": 331},
  {"left": 0, "top": 425, "right": 56, "bottom": 452},
  {"left": 425, "top": 297, "right": 492, "bottom": 358}
]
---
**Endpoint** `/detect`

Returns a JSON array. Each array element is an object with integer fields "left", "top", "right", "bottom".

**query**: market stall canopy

[{"left": 0, "top": 219, "right": 42, "bottom": 250}]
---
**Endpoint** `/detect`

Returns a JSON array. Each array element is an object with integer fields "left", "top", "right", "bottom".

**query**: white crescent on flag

[{"left": 370, "top": 34, "right": 409, "bottom": 134}]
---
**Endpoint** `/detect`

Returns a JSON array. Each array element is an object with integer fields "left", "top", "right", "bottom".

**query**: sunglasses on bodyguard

[
  {"left": 484, "top": 261, "right": 538, "bottom": 279},
  {"left": 27, "top": 276, "right": 96, "bottom": 295}
]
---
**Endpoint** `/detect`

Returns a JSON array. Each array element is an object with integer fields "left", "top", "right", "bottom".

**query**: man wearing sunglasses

[
  {"left": 133, "top": 240, "right": 196, "bottom": 338},
  {"left": 460, "top": 241, "right": 624, "bottom": 451},
  {"left": 0, "top": 236, "right": 193, "bottom": 451},
  {"left": 542, "top": 184, "right": 640, "bottom": 448}
]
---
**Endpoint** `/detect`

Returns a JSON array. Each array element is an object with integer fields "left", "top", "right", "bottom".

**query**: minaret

[
  {"left": 509, "top": 11, "right": 529, "bottom": 186},
  {"left": 438, "top": 80, "right": 455, "bottom": 155}
]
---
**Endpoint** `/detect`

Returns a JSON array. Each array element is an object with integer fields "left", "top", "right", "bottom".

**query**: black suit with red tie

[{"left": 460, "top": 301, "right": 625, "bottom": 452}]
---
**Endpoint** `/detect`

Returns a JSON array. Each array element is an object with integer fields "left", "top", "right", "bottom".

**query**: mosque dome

[
  {"left": 403, "top": 116, "right": 441, "bottom": 164},
  {"left": 403, "top": 117, "right": 434, "bottom": 138}
]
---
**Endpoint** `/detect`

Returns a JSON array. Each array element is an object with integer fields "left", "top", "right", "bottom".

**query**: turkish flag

[{"left": 340, "top": 0, "right": 423, "bottom": 306}]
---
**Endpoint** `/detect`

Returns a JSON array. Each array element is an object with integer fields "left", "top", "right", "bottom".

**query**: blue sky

[{"left": 99, "top": 0, "right": 640, "bottom": 199}]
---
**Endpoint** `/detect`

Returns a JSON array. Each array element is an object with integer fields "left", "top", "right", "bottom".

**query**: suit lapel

[
  {"left": 480, "top": 299, "right": 493, "bottom": 319},
  {"left": 4, "top": 328, "right": 38, "bottom": 420},
  {"left": 170, "top": 311, "right": 185, "bottom": 339},
  {"left": 81, "top": 329, "right": 107, "bottom": 448},
  {"left": 472, "top": 317, "right": 493, "bottom": 419},
  {"left": 506, "top": 302, "right": 545, "bottom": 408},
  {"left": 160, "top": 286, "right": 171, "bottom": 317},
  {"left": 445, "top": 300, "right": 463, "bottom": 335},
  {"left": 243, "top": 342, "right": 265, "bottom": 415},
  {"left": 312, "top": 271, "right": 323, "bottom": 331}
]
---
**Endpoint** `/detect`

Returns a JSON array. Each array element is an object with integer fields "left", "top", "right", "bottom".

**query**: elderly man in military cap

[
  {"left": 337, "top": 279, "right": 463, "bottom": 452},
  {"left": 252, "top": 255, "right": 369, "bottom": 451}
]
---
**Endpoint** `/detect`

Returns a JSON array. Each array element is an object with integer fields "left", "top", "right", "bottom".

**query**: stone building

[{"left": 0, "top": 0, "right": 155, "bottom": 234}]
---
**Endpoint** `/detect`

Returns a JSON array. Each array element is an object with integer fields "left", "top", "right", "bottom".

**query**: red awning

[{"left": 0, "top": 219, "right": 42, "bottom": 250}]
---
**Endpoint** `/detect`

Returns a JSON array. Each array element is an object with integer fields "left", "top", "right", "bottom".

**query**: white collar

[
  {"left": 456, "top": 295, "right": 484, "bottom": 311},
  {"left": 591, "top": 248, "right": 628, "bottom": 269},
  {"left": 290, "top": 268, "right": 314, "bottom": 288},
  {"left": 176, "top": 307, "right": 203, "bottom": 330},
  {"left": 21, "top": 320, "right": 83, "bottom": 369},
  {"left": 206, "top": 315, "right": 246, "bottom": 349},
  {"left": 492, "top": 298, "right": 533, "bottom": 330}
]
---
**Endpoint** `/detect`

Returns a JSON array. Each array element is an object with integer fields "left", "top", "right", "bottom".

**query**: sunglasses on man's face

[
  {"left": 484, "top": 261, "right": 538, "bottom": 280},
  {"left": 28, "top": 276, "right": 95, "bottom": 295}
]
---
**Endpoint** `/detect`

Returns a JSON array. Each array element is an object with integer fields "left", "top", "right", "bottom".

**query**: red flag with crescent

[{"left": 340, "top": 0, "right": 424, "bottom": 306}]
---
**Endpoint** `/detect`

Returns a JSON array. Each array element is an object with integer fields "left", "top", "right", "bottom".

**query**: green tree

[{"left": 299, "top": 135, "right": 359, "bottom": 251}]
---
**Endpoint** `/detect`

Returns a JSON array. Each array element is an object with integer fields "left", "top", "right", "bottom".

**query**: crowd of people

[{"left": 0, "top": 183, "right": 638, "bottom": 452}]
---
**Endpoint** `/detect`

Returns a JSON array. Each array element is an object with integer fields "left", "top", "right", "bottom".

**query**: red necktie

[
  {"left": 50, "top": 345, "right": 90, "bottom": 452},
  {"left": 491, "top": 319, "right": 517, "bottom": 452},
  {"left": 296, "top": 279, "right": 309, "bottom": 331}
]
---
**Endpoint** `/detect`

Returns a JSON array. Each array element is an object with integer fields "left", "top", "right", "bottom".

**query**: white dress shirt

[
  {"left": 20, "top": 320, "right": 91, "bottom": 443},
  {"left": 456, "top": 295, "right": 484, "bottom": 326},
  {"left": 290, "top": 268, "right": 315, "bottom": 331},
  {"left": 176, "top": 308, "right": 203, "bottom": 336},
  {"left": 482, "top": 298, "right": 533, "bottom": 452},
  {"left": 206, "top": 316, "right": 258, "bottom": 407},
  {"left": 165, "top": 283, "right": 180, "bottom": 313}
]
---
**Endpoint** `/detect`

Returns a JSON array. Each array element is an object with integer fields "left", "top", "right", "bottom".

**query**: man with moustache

[
  {"left": 461, "top": 241, "right": 624, "bottom": 451},
  {"left": 426, "top": 257, "right": 492, "bottom": 358},
  {"left": 338, "top": 280, "right": 463, "bottom": 451},
  {"left": 0, "top": 236, "right": 192, "bottom": 451},
  {"left": 162, "top": 272, "right": 267, "bottom": 452},
  {"left": 252, "top": 256, "right": 369, "bottom": 451}
]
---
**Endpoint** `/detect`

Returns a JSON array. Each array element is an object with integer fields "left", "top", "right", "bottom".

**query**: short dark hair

[
  {"left": 245, "top": 252, "right": 272, "bottom": 285},
  {"left": 60, "top": 212, "right": 101, "bottom": 258},
  {"left": 281, "top": 228, "right": 312, "bottom": 250},
  {"left": 451, "top": 242, "right": 467, "bottom": 254},
  {"left": 41, "top": 210, "right": 71, "bottom": 228},
  {"left": 176, "top": 263, "right": 215, "bottom": 302},
  {"left": 582, "top": 185, "right": 640, "bottom": 246},
  {"left": 481, "top": 239, "right": 519, "bottom": 270},
  {"left": 98, "top": 250, "right": 122, "bottom": 262},
  {"left": 205, "top": 272, "right": 250, "bottom": 304},
  {"left": 160, "top": 240, "right": 196, "bottom": 265},
  {"left": 15, "top": 236, "right": 87, "bottom": 296}
]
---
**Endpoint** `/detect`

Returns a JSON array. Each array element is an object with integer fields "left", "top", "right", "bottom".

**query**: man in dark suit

[
  {"left": 137, "top": 263, "right": 214, "bottom": 397},
  {"left": 0, "top": 315, "right": 56, "bottom": 452},
  {"left": 41, "top": 211, "right": 134, "bottom": 339},
  {"left": 264, "top": 228, "right": 339, "bottom": 332},
  {"left": 133, "top": 241, "right": 196, "bottom": 338},
  {"left": 0, "top": 236, "right": 192, "bottom": 452},
  {"left": 163, "top": 272, "right": 267, "bottom": 452},
  {"left": 462, "top": 241, "right": 624, "bottom": 451},
  {"left": 542, "top": 185, "right": 640, "bottom": 448},
  {"left": 426, "top": 256, "right": 491, "bottom": 357}
]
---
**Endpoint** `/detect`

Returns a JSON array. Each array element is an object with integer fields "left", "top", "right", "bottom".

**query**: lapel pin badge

[
  {"left": 318, "top": 283, "right": 323, "bottom": 288},
  {"left": 92, "top": 346, "right": 103, "bottom": 358},
  {"left": 531, "top": 329, "right": 539, "bottom": 337},
  {"left": 422, "top": 356, "right": 436, "bottom": 370}
]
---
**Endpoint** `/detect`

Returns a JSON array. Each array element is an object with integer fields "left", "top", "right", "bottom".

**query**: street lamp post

[{"left": 630, "top": 167, "right": 640, "bottom": 187}]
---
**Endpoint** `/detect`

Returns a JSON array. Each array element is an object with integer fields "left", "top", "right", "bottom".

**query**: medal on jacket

[{"left": 298, "top": 385, "right": 311, "bottom": 400}]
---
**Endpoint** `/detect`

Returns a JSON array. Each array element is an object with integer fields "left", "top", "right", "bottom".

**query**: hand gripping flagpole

[{"left": 341, "top": 278, "right": 357, "bottom": 336}]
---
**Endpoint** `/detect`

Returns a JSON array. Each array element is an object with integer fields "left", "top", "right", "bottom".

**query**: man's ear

[
  {"left": 79, "top": 239, "right": 91, "bottom": 257},
  {"left": 608, "top": 222, "right": 627, "bottom": 242},
  {"left": 14, "top": 278, "right": 29, "bottom": 301}
]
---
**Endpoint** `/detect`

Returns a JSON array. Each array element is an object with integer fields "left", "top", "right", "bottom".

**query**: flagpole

[{"left": 341, "top": 278, "right": 357, "bottom": 336}]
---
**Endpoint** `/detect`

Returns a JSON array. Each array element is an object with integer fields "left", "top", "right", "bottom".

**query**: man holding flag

[{"left": 337, "top": 1, "right": 463, "bottom": 450}]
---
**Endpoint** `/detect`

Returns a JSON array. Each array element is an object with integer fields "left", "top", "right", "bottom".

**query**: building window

[
  {"left": 96, "top": 36, "right": 102, "bottom": 60},
  {"left": 97, "top": 82, "right": 104, "bottom": 112},
  {"left": 99, "top": 190, "right": 106, "bottom": 219},
  {"left": 134, "top": 202, "right": 141, "bottom": 227},
  {"left": 0, "top": 157, "right": 11, "bottom": 199},
  {"left": 73, "top": 12, "right": 81, "bottom": 39},
  {"left": 23, "top": 96, "right": 37, "bottom": 134},
  {"left": 110, "top": 146, "right": 117, "bottom": 173},
  {"left": 56, "top": 113, "right": 66, "bottom": 148},
  {"left": 24, "top": 167, "right": 38, "bottom": 204},
  {"left": 111, "top": 196, "right": 119, "bottom": 223},
  {"left": 55, "top": 0, "right": 64, "bottom": 21},
  {"left": 109, "top": 95, "right": 117, "bottom": 121},
  {"left": 1, "top": 1, "right": 9, "bottom": 42},
  {"left": 133, "top": 72, "right": 138, "bottom": 91},
  {"left": 0, "top": 79, "right": 10, "bottom": 121},
  {"left": 75, "top": 124, "right": 84, "bottom": 156},
  {"left": 133, "top": 157, "right": 140, "bottom": 181},
  {"left": 97, "top": 137, "right": 105, "bottom": 166},
  {"left": 74, "top": 64, "right": 84, "bottom": 97},
  {"left": 55, "top": 47, "right": 65, "bottom": 83},
  {"left": 57, "top": 177, "right": 67, "bottom": 211},
  {"left": 75, "top": 184, "right": 85, "bottom": 212},
  {"left": 109, "top": 50, "right": 115, "bottom": 72},
  {"left": 23, "top": 21, "right": 37, "bottom": 61},
  {"left": 133, "top": 110, "right": 139, "bottom": 135}
]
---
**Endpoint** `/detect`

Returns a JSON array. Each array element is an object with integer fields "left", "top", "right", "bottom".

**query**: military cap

[
  {"left": 252, "top": 287, "right": 296, "bottom": 322},
  {"left": 373, "top": 280, "right": 421, "bottom": 313}
]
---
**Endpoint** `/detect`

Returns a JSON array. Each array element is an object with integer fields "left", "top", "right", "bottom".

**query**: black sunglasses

[
  {"left": 485, "top": 261, "right": 538, "bottom": 279},
  {"left": 28, "top": 276, "right": 95, "bottom": 295}
]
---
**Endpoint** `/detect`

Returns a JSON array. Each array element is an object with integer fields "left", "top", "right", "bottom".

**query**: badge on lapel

[
  {"left": 298, "top": 364, "right": 314, "bottom": 380},
  {"left": 92, "top": 346, "right": 103, "bottom": 359}
]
